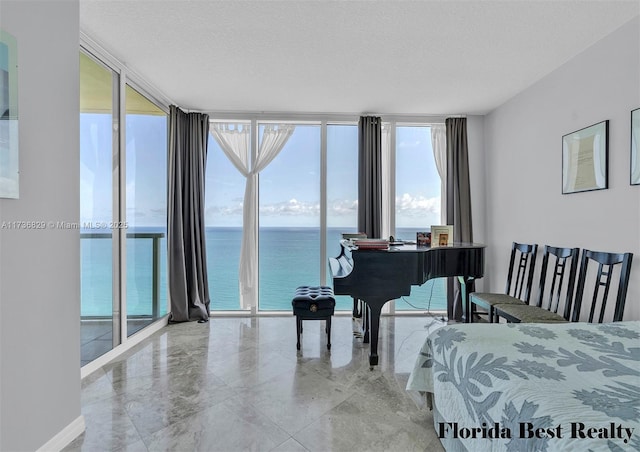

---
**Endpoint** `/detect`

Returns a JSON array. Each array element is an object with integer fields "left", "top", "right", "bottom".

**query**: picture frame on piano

[
  {"left": 416, "top": 232, "right": 431, "bottom": 247},
  {"left": 431, "top": 225, "right": 453, "bottom": 247}
]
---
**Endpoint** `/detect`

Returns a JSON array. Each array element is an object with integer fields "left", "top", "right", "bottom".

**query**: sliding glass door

[
  {"left": 80, "top": 49, "right": 169, "bottom": 366},
  {"left": 124, "top": 84, "right": 168, "bottom": 336},
  {"left": 79, "top": 51, "right": 117, "bottom": 365}
]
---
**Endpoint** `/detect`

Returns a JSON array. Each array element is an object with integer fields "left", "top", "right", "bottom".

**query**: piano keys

[{"left": 329, "top": 240, "right": 485, "bottom": 366}]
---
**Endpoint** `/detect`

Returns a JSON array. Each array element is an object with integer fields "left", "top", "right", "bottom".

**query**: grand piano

[{"left": 329, "top": 240, "right": 485, "bottom": 366}]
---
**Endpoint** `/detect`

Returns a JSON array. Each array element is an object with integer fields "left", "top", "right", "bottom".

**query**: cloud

[
  {"left": 206, "top": 193, "right": 439, "bottom": 220},
  {"left": 397, "top": 139, "right": 423, "bottom": 149},
  {"left": 260, "top": 198, "right": 319, "bottom": 216},
  {"left": 328, "top": 199, "right": 358, "bottom": 216},
  {"left": 206, "top": 203, "right": 243, "bottom": 217},
  {"left": 396, "top": 193, "right": 440, "bottom": 217}
]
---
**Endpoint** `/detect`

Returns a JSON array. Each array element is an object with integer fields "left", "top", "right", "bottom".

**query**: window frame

[
  {"left": 207, "top": 117, "right": 444, "bottom": 313},
  {"left": 80, "top": 33, "right": 172, "bottom": 372}
]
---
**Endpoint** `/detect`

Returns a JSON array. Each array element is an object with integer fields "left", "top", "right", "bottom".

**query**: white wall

[
  {"left": 484, "top": 16, "right": 640, "bottom": 320},
  {"left": 0, "top": 1, "right": 82, "bottom": 450}
]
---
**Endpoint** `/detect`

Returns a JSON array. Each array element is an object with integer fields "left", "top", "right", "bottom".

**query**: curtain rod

[{"left": 204, "top": 111, "right": 463, "bottom": 122}]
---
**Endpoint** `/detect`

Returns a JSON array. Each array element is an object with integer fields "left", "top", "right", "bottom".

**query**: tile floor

[{"left": 66, "top": 315, "right": 447, "bottom": 452}]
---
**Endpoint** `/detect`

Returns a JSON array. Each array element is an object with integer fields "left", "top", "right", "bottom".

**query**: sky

[
  {"left": 206, "top": 123, "right": 442, "bottom": 229},
  {"left": 80, "top": 117, "right": 442, "bottom": 230},
  {"left": 80, "top": 113, "right": 167, "bottom": 228}
]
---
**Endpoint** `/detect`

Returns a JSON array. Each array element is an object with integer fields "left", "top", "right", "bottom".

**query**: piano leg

[
  {"left": 363, "top": 303, "right": 370, "bottom": 343},
  {"left": 367, "top": 303, "right": 383, "bottom": 366}
]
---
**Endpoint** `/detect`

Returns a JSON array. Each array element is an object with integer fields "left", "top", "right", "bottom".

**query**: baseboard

[{"left": 36, "top": 415, "right": 85, "bottom": 452}]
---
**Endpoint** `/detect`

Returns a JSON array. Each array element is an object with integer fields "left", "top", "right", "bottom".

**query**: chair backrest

[
  {"left": 505, "top": 242, "right": 538, "bottom": 303},
  {"left": 534, "top": 245, "right": 580, "bottom": 320},
  {"left": 571, "top": 250, "right": 633, "bottom": 322}
]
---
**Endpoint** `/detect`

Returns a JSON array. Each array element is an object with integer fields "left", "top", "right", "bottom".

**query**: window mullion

[
  {"left": 388, "top": 122, "right": 396, "bottom": 315},
  {"left": 117, "top": 70, "right": 127, "bottom": 344},
  {"left": 110, "top": 71, "right": 122, "bottom": 347},
  {"left": 320, "top": 121, "right": 327, "bottom": 286},
  {"left": 251, "top": 119, "right": 258, "bottom": 314}
]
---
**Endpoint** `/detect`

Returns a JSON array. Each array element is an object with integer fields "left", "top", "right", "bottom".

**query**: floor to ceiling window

[
  {"left": 326, "top": 124, "right": 358, "bottom": 311},
  {"left": 258, "top": 124, "right": 321, "bottom": 310},
  {"left": 205, "top": 123, "right": 247, "bottom": 310},
  {"left": 80, "top": 48, "right": 169, "bottom": 366},
  {"left": 205, "top": 120, "right": 442, "bottom": 313},
  {"left": 393, "top": 125, "right": 445, "bottom": 312},
  {"left": 124, "top": 84, "right": 168, "bottom": 336},
  {"left": 80, "top": 51, "right": 116, "bottom": 365}
]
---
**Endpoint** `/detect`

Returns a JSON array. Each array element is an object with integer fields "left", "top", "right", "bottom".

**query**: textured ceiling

[{"left": 79, "top": 0, "right": 640, "bottom": 116}]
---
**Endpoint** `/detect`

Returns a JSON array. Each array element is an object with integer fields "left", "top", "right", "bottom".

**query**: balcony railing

[{"left": 80, "top": 232, "right": 165, "bottom": 318}]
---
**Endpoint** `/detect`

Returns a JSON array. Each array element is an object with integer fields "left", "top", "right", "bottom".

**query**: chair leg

[
  {"left": 296, "top": 317, "right": 301, "bottom": 350},
  {"left": 493, "top": 308, "right": 501, "bottom": 323},
  {"left": 326, "top": 317, "right": 332, "bottom": 350},
  {"left": 489, "top": 306, "right": 494, "bottom": 323}
]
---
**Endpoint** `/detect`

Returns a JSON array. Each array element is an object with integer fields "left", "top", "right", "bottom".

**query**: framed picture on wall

[
  {"left": 631, "top": 108, "right": 639, "bottom": 185},
  {"left": 0, "top": 28, "right": 19, "bottom": 199},
  {"left": 562, "top": 120, "right": 608, "bottom": 194}
]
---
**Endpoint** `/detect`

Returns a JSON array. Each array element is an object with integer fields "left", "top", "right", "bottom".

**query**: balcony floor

[{"left": 81, "top": 318, "right": 159, "bottom": 366}]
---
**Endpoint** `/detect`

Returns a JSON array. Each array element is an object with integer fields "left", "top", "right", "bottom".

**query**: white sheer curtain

[
  {"left": 431, "top": 124, "right": 447, "bottom": 224},
  {"left": 210, "top": 122, "right": 295, "bottom": 310},
  {"left": 210, "top": 123, "right": 250, "bottom": 176}
]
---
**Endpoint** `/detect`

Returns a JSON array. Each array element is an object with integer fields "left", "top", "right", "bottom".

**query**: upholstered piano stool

[{"left": 292, "top": 286, "right": 336, "bottom": 350}]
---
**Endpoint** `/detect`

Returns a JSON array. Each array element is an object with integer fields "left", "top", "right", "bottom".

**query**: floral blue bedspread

[{"left": 406, "top": 321, "right": 640, "bottom": 451}]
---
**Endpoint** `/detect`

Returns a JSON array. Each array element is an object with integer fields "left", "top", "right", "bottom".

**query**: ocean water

[{"left": 81, "top": 227, "right": 446, "bottom": 316}]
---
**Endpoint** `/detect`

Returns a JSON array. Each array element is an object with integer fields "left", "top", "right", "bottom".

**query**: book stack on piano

[
  {"left": 353, "top": 238, "right": 389, "bottom": 250},
  {"left": 342, "top": 232, "right": 367, "bottom": 240}
]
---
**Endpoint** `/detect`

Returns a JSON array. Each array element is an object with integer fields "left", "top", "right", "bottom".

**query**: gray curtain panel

[
  {"left": 167, "top": 105, "right": 211, "bottom": 322},
  {"left": 445, "top": 117, "right": 474, "bottom": 321},
  {"left": 358, "top": 116, "right": 383, "bottom": 238}
]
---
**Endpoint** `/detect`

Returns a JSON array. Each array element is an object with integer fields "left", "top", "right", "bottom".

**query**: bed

[{"left": 406, "top": 321, "right": 640, "bottom": 451}]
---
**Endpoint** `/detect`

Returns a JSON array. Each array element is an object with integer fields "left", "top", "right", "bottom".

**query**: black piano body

[{"left": 329, "top": 240, "right": 485, "bottom": 366}]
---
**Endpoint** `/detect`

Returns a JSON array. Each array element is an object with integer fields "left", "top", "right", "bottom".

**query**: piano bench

[{"left": 292, "top": 286, "right": 336, "bottom": 350}]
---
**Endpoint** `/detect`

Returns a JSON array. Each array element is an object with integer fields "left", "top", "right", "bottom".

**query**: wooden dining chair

[
  {"left": 571, "top": 250, "right": 633, "bottom": 322},
  {"left": 469, "top": 242, "right": 537, "bottom": 323},
  {"left": 495, "top": 246, "right": 579, "bottom": 323}
]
